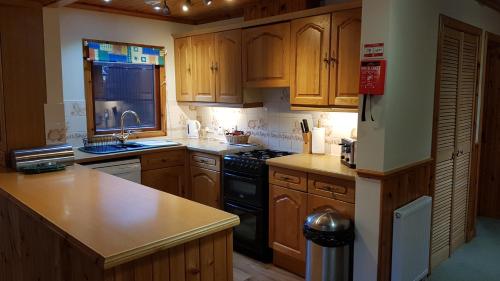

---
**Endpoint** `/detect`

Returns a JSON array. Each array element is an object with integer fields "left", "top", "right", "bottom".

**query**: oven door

[
  {"left": 224, "top": 201, "right": 270, "bottom": 260},
  {"left": 223, "top": 171, "right": 263, "bottom": 207}
]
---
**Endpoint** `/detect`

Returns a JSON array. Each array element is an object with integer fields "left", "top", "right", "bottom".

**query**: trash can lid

[{"left": 304, "top": 209, "right": 351, "bottom": 232}]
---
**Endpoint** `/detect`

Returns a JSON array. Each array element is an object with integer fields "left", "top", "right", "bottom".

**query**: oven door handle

[
  {"left": 225, "top": 202, "right": 259, "bottom": 214},
  {"left": 223, "top": 172, "right": 258, "bottom": 184}
]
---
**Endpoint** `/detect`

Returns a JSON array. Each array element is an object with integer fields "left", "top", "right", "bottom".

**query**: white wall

[
  {"left": 355, "top": 0, "right": 500, "bottom": 280},
  {"left": 43, "top": 7, "right": 197, "bottom": 146}
]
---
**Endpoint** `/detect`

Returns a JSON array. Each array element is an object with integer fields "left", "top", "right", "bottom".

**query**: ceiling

[{"left": 64, "top": 0, "right": 259, "bottom": 24}]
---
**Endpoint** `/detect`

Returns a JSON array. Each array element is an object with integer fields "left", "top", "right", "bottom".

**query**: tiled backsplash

[{"left": 196, "top": 89, "right": 358, "bottom": 155}]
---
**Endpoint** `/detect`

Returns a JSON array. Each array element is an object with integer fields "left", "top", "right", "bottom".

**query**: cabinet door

[
  {"left": 174, "top": 37, "right": 193, "bottom": 102},
  {"left": 215, "top": 30, "right": 242, "bottom": 103},
  {"left": 142, "top": 166, "right": 185, "bottom": 197},
  {"left": 269, "top": 184, "right": 307, "bottom": 261},
  {"left": 329, "top": 8, "right": 361, "bottom": 107},
  {"left": 190, "top": 166, "right": 221, "bottom": 208},
  {"left": 307, "top": 193, "right": 355, "bottom": 220},
  {"left": 191, "top": 34, "right": 216, "bottom": 102},
  {"left": 243, "top": 23, "right": 290, "bottom": 88},
  {"left": 290, "top": 14, "right": 331, "bottom": 106}
]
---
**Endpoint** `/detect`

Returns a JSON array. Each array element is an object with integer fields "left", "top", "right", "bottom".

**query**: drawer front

[
  {"left": 307, "top": 174, "right": 355, "bottom": 203},
  {"left": 190, "top": 151, "right": 221, "bottom": 171},
  {"left": 269, "top": 166, "right": 307, "bottom": 192},
  {"left": 141, "top": 149, "right": 186, "bottom": 170},
  {"left": 307, "top": 193, "right": 355, "bottom": 220}
]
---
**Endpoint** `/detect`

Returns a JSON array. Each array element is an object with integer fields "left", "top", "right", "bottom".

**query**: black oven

[
  {"left": 224, "top": 201, "right": 271, "bottom": 261},
  {"left": 223, "top": 171, "right": 264, "bottom": 207}
]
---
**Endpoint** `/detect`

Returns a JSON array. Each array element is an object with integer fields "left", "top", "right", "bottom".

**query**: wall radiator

[{"left": 391, "top": 196, "right": 433, "bottom": 281}]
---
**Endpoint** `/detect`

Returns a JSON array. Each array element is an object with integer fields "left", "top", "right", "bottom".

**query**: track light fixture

[
  {"left": 182, "top": 0, "right": 191, "bottom": 12},
  {"left": 160, "top": 0, "right": 171, "bottom": 15}
]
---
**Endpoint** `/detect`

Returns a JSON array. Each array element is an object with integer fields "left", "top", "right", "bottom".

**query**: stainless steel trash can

[{"left": 303, "top": 209, "right": 354, "bottom": 281}]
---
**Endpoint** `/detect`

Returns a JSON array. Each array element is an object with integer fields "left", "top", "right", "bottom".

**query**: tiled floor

[
  {"left": 431, "top": 217, "right": 500, "bottom": 281},
  {"left": 233, "top": 252, "right": 304, "bottom": 281}
]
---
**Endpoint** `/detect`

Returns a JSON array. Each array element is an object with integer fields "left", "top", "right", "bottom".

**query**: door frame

[
  {"left": 430, "top": 14, "right": 483, "bottom": 260},
  {"left": 470, "top": 31, "right": 500, "bottom": 238}
]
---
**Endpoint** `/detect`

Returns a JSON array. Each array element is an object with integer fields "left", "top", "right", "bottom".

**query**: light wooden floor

[{"left": 233, "top": 252, "right": 304, "bottom": 281}]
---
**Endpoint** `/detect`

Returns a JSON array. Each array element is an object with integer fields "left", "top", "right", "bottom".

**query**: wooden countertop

[
  {"left": 0, "top": 165, "right": 239, "bottom": 269},
  {"left": 266, "top": 154, "right": 357, "bottom": 180}
]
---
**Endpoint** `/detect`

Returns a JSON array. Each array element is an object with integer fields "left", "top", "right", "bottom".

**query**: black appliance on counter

[{"left": 223, "top": 149, "right": 292, "bottom": 262}]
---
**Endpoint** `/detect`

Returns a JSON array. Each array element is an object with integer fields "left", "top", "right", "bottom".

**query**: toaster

[{"left": 340, "top": 138, "right": 357, "bottom": 168}]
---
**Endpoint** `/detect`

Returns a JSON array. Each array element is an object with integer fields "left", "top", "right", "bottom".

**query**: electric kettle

[{"left": 187, "top": 120, "right": 201, "bottom": 139}]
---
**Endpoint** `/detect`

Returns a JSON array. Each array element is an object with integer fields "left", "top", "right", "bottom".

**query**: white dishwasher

[{"left": 83, "top": 158, "right": 141, "bottom": 184}]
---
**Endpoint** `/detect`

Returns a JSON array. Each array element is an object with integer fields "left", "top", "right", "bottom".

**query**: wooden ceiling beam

[
  {"left": 477, "top": 0, "right": 500, "bottom": 12},
  {"left": 46, "top": 0, "right": 79, "bottom": 7},
  {"left": 67, "top": 3, "right": 196, "bottom": 24}
]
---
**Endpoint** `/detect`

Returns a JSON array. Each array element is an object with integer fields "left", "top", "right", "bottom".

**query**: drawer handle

[
  {"left": 278, "top": 175, "right": 295, "bottom": 182},
  {"left": 318, "top": 184, "right": 346, "bottom": 194}
]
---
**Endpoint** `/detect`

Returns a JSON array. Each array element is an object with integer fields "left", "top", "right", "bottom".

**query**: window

[{"left": 83, "top": 39, "right": 166, "bottom": 138}]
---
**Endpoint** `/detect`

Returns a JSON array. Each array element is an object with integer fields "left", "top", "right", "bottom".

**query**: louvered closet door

[
  {"left": 431, "top": 26, "right": 461, "bottom": 268},
  {"left": 451, "top": 32, "right": 479, "bottom": 252}
]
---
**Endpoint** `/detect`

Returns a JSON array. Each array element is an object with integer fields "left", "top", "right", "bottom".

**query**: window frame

[{"left": 82, "top": 39, "right": 167, "bottom": 139}]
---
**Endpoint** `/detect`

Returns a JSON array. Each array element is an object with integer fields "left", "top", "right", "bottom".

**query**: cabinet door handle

[
  {"left": 323, "top": 53, "right": 330, "bottom": 65},
  {"left": 214, "top": 62, "right": 219, "bottom": 71},
  {"left": 329, "top": 57, "right": 337, "bottom": 64}
]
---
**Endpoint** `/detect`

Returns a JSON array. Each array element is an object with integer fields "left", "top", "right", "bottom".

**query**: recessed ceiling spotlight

[
  {"left": 103, "top": 0, "right": 112, "bottom": 3},
  {"left": 154, "top": 5, "right": 161, "bottom": 10},
  {"left": 182, "top": 0, "right": 191, "bottom": 12},
  {"left": 203, "top": 0, "right": 213, "bottom": 5}
]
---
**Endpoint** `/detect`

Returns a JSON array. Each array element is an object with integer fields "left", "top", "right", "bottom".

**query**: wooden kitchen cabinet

[
  {"left": 191, "top": 34, "right": 216, "bottom": 102},
  {"left": 141, "top": 150, "right": 187, "bottom": 197},
  {"left": 269, "top": 184, "right": 308, "bottom": 261},
  {"left": 190, "top": 166, "right": 221, "bottom": 209},
  {"left": 243, "top": 23, "right": 290, "bottom": 88},
  {"left": 215, "top": 30, "right": 243, "bottom": 104},
  {"left": 307, "top": 193, "right": 355, "bottom": 220},
  {"left": 290, "top": 14, "right": 331, "bottom": 106},
  {"left": 142, "top": 166, "right": 185, "bottom": 197},
  {"left": 289, "top": 9, "right": 362, "bottom": 109},
  {"left": 0, "top": 3, "right": 47, "bottom": 167},
  {"left": 329, "top": 8, "right": 362, "bottom": 107},
  {"left": 174, "top": 37, "right": 193, "bottom": 102}
]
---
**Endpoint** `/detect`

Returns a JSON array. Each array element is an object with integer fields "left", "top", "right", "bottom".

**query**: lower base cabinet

[
  {"left": 190, "top": 166, "right": 221, "bottom": 209},
  {"left": 141, "top": 166, "right": 186, "bottom": 197},
  {"left": 268, "top": 166, "right": 355, "bottom": 277}
]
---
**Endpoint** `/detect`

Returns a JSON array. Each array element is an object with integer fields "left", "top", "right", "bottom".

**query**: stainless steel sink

[{"left": 78, "top": 140, "right": 180, "bottom": 154}]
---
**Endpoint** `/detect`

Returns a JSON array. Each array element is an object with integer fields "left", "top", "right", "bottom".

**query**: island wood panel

[
  {"left": 104, "top": 229, "right": 233, "bottom": 281},
  {"left": 375, "top": 160, "right": 433, "bottom": 281},
  {"left": 329, "top": 8, "right": 361, "bottom": 107},
  {"left": 0, "top": 194, "right": 104, "bottom": 281},
  {"left": 0, "top": 191, "right": 234, "bottom": 281}
]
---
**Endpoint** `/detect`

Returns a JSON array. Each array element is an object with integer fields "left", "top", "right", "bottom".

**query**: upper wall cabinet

[
  {"left": 191, "top": 34, "right": 216, "bottom": 102},
  {"left": 290, "top": 9, "right": 362, "bottom": 108},
  {"left": 329, "top": 9, "right": 362, "bottom": 107},
  {"left": 174, "top": 30, "right": 243, "bottom": 104},
  {"left": 215, "top": 30, "right": 243, "bottom": 104},
  {"left": 243, "top": 23, "right": 290, "bottom": 88},
  {"left": 290, "top": 14, "right": 331, "bottom": 106},
  {"left": 174, "top": 37, "right": 193, "bottom": 102}
]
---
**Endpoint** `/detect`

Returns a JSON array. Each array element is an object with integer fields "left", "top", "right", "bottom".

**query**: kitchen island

[{"left": 0, "top": 165, "right": 239, "bottom": 281}]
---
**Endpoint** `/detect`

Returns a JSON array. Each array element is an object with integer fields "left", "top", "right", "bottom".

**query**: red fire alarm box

[{"left": 359, "top": 60, "right": 386, "bottom": 95}]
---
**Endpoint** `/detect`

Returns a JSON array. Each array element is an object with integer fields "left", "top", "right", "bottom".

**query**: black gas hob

[{"left": 222, "top": 149, "right": 292, "bottom": 262}]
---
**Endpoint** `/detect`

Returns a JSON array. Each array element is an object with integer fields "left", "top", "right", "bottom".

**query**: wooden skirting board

[{"left": 357, "top": 159, "right": 433, "bottom": 281}]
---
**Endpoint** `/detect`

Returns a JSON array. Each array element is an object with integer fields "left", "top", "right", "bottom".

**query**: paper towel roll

[{"left": 312, "top": 127, "right": 325, "bottom": 154}]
